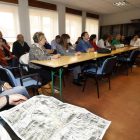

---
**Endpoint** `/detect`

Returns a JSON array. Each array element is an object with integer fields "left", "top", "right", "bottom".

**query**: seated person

[
  {"left": 75, "top": 32, "right": 94, "bottom": 53},
  {"left": 51, "top": 35, "right": 60, "bottom": 50},
  {"left": 0, "top": 94, "right": 27, "bottom": 140},
  {"left": 120, "top": 35, "right": 128, "bottom": 46},
  {"left": 111, "top": 34, "right": 121, "bottom": 46},
  {"left": 28, "top": 32, "right": 60, "bottom": 88},
  {"left": 97, "top": 34, "right": 110, "bottom": 48},
  {"left": 71, "top": 37, "right": 82, "bottom": 50},
  {"left": 12, "top": 34, "right": 30, "bottom": 58},
  {"left": 0, "top": 38, "right": 18, "bottom": 68},
  {"left": 44, "top": 39, "right": 51, "bottom": 50},
  {"left": 89, "top": 34, "right": 100, "bottom": 51},
  {"left": 130, "top": 34, "right": 140, "bottom": 47},
  {"left": 108, "top": 35, "right": 113, "bottom": 46},
  {"left": 75, "top": 37, "right": 81, "bottom": 45},
  {"left": 57, "top": 34, "right": 84, "bottom": 86},
  {"left": 0, "top": 80, "right": 30, "bottom": 99},
  {"left": 0, "top": 31, "right": 10, "bottom": 49},
  {"left": 44, "top": 39, "right": 54, "bottom": 53}
]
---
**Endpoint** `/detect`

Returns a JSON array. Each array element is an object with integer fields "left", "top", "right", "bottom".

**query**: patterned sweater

[{"left": 28, "top": 43, "right": 52, "bottom": 69}]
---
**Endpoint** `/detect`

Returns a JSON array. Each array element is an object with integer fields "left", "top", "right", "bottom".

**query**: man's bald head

[{"left": 17, "top": 34, "right": 24, "bottom": 43}]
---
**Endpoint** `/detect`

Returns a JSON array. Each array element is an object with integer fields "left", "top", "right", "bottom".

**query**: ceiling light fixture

[{"left": 113, "top": 1, "right": 129, "bottom": 6}]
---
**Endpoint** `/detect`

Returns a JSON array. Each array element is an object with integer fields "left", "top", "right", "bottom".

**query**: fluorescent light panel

[{"left": 113, "top": 1, "right": 129, "bottom": 6}]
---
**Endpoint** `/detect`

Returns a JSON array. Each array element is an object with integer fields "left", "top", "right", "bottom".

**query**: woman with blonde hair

[{"left": 28, "top": 32, "right": 60, "bottom": 94}]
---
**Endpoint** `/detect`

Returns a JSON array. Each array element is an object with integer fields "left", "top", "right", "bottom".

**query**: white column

[
  {"left": 82, "top": 11, "right": 86, "bottom": 32},
  {"left": 57, "top": 4, "right": 65, "bottom": 36},
  {"left": 18, "top": 0, "right": 31, "bottom": 45}
]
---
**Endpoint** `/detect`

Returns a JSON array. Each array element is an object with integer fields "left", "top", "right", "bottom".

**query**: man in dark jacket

[{"left": 12, "top": 34, "right": 30, "bottom": 58}]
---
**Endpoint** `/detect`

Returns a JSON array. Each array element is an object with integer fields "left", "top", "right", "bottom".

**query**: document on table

[{"left": 0, "top": 95, "right": 111, "bottom": 140}]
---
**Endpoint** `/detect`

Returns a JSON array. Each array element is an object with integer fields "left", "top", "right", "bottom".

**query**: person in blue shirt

[
  {"left": 75, "top": 32, "right": 94, "bottom": 53},
  {"left": 51, "top": 35, "right": 60, "bottom": 50}
]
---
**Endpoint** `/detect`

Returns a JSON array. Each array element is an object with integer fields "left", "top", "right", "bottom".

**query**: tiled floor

[{"left": 29, "top": 59, "right": 140, "bottom": 140}]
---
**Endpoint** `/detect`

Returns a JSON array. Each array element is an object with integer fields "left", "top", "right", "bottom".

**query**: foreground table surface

[
  {"left": 0, "top": 95, "right": 111, "bottom": 140},
  {"left": 30, "top": 47, "right": 138, "bottom": 68}
]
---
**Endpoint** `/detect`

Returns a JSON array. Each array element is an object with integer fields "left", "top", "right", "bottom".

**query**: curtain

[
  {"left": 0, "top": 3, "right": 20, "bottom": 44},
  {"left": 66, "top": 14, "right": 82, "bottom": 44},
  {"left": 29, "top": 8, "right": 58, "bottom": 44},
  {"left": 86, "top": 18, "right": 99, "bottom": 42}
]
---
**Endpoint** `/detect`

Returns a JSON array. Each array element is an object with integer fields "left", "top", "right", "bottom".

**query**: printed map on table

[{"left": 0, "top": 95, "right": 111, "bottom": 140}]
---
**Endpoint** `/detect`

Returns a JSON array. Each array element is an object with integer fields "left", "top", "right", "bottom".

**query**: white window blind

[
  {"left": 29, "top": 8, "right": 58, "bottom": 44},
  {"left": 86, "top": 18, "right": 99, "bottom": 41},
  {"left": 0, "top": 3, "right": 20, "bottom": 44},
  {"left": 66, "top": 14, "right": 82, "bottom": 44}
]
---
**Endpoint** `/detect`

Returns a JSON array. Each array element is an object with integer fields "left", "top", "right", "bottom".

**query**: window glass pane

[
  {"left": 0, "top": 3, "right": 20, "bottom": 50},
  {"left": 66, "top": 14, "right": 82, "bottom": 44},
  {"left": 86, "top": 18, "right": 99, "bottom": 42},
  {"left": 29, "top": 9, "right": 58, "bottom": 44}
]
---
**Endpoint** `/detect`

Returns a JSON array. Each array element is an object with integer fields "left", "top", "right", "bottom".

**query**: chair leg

[
  {"left": 82, "top": 73, "right": 88, "bottom": 92},
  {"left": 62, "top": 74, "right": 65, "bottom": 87},
  {"left": 126, "top": 61, "right": 128, "bottom": 76},
  {"left": 95, "top": 75, "right": 99, "bottom": 98},
  {"left": 36, "top": 87, "right": 39, "bottom": 95},
  {"left": 131, "top": 61, "right": 132, "bottom": 73},
  {"left": 108, "top": 75, "right": 111, "bottom": 90},
  {"left": 32, "top": 88, "right": 35, "bottom": 96}
]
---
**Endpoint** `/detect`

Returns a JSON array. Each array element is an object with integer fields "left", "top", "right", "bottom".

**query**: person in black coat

[{"left": 12, "top": 34, "right": 30, "bottom": 58}]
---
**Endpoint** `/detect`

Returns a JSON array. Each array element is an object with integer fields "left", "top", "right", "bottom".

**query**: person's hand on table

[
  {"left": 89, "top": 48, "right": 94, "bottom": 52},
  {"left": 57, "top": 54, "right": 61, "bottom": 58},
  {"left": 75, "top": 51, "right": 82, "bottom": 56},
  {"left": 52, "top": 54, "right": 60, "bottom": 59},
  {"left": 4, "top": 83, "right": 12, "bottom": 91},
  {"left": 9, "top": 94, "right": 27, "bottom": 106},
  {"left": 47, "top": 49, "right": 53, "bottom": 53}
]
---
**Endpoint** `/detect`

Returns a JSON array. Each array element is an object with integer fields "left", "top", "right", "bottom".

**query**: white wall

[{"left": 102, "top": 9, "right": 140, "bottom": 26}]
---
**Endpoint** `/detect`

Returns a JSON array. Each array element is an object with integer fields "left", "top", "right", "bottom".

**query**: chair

[
  {"left": 0, "top": 66, "right": 41, "bottom": 96},
  {"left": 83, "top": 56, "right": 117, "bottom": 98},
  {"left": 117, "top": 49, "right": 139, "bottom": 76},
  {"left": 19, "top": 53, "right": 29, "bottom": 75}
]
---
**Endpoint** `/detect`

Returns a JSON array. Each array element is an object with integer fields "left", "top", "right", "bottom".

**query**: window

[
  {"left": 29, "top": 8, "right": 58, "bottom": 43},
  {"left": 86, "top": 18, "right": 99, "bottom": 42},
  {"left": 0, "top": 3, "right": 20, "bottom": 47},
  {"left": 66, "top": 14, "right": 82, "bottom": 44}
]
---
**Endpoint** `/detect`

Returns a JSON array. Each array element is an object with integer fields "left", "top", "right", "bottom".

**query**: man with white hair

[{"left": 12, "top": 34, "right": 30, "bottom": 58}]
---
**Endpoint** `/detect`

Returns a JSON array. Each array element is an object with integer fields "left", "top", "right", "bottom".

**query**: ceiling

[{"left": 39, "top": 0, "right": 140, "bottom": 15}]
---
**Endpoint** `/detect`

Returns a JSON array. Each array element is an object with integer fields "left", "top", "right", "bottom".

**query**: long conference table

[{"left": 31, "top": 47, "right": 138, "bottom": 101}]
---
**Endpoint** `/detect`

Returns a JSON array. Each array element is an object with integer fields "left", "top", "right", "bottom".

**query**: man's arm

[
  {"left": 25, "top": 42, "right": 30, "bottom": 52},
  {"left": 79, "top": 41, "right": 89, "bottom": 53},
  {"left": 12, "top": 42, "right": 18, "bottom": 57},
  {"left": 0, "top": 94, "right": 27, "bottom": 109},
  {"left": 0, "top": 96, "right": 7, "bottom": 109}
]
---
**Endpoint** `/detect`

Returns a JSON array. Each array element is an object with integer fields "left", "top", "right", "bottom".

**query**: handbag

[
  {"left": 38, "top": 82, "right": 52, "bottom": 96},
  {"left": 97, "top": 48, "right": 111, "bottom": 54}
]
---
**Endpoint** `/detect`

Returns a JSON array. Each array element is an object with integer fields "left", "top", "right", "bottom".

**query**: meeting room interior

[{"left": 0, "top": 0, "right": 140, "bottom": 140}]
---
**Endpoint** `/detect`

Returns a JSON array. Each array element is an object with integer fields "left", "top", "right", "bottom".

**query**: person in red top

[
  {"left": 0, "top": 38, "right": 18, "bottom": 67},
  {"left": 89, "top": 34, "right": 100, "bottom": 51}
]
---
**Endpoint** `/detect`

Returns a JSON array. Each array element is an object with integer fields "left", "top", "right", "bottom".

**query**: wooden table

[{"left": 31, "top": 47, "right": 138, "bottom": 101}]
